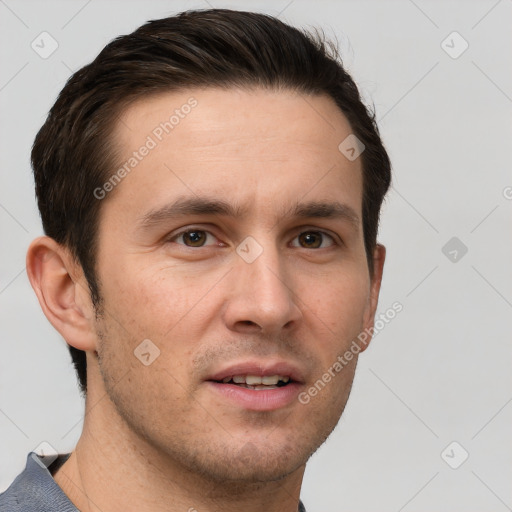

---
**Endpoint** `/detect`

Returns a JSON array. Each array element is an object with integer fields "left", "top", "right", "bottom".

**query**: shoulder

[{"left": 0, "top": 452, "right": 77, "bottom": 512}]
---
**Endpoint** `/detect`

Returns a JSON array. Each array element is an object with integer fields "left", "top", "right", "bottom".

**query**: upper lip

[{"left": 207, "top": 360, "right": 305, "bottom": 383}]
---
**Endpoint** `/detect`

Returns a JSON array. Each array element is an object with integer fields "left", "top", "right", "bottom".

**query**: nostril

[{"left": 234, "top": 320, "right": 261, "bottom": 332}]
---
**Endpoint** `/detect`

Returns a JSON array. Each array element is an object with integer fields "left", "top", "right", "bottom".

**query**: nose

[{"left": 222, "top": 239, "right": 303, "bottom": 336}]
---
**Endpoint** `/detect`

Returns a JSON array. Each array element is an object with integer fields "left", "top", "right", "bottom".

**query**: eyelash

[{"left": 167, "top": 227, "right": 338, "bottom": 249}]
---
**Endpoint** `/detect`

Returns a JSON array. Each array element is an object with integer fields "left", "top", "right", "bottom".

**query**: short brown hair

[{"left": 31, "top": 8, "right": 391, "bottom": 397}]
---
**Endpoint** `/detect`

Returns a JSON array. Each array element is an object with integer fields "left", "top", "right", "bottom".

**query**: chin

[{"left": 177, "top": 437, "right": 311, "bottom": 485}]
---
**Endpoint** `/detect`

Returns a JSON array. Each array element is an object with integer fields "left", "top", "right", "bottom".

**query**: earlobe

[
  {"left": 26, "top": 236, "right": 97, "bottom": 352},
  {"left": 359, "top": 243, "right": 386, "bottom": 352}
]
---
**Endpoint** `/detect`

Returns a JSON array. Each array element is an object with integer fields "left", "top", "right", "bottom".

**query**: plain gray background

[{"left": 1, "top": 1, "right": 511, "bottom": 510}]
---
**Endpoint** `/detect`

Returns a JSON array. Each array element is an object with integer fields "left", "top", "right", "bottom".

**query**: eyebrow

[{"left": 136, "top": 196, "right": 360, "bottom": 230}]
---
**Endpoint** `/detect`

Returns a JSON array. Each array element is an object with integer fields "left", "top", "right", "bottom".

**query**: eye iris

[
  {"left": 299, "top": 232, "right": 322, "bottom": 248},
  {"left": 184, "top": 230, "right": 206, "bottom": 247}
]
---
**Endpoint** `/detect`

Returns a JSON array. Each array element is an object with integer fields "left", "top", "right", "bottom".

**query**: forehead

[{"left": 106, "top": 87, "right": 363, "bottom": 224}]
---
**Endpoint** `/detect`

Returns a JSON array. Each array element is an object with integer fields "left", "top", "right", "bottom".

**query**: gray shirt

[
  {"left": 1, "top": 452, "right": 307, "bottom": 511},
  {"left": 0, "top": 452, "right": 77, "bottom": 511}
]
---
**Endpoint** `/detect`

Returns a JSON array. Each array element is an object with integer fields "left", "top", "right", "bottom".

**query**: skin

[{"left": 26, "top": 87, "right": 385, "bottom": 512}]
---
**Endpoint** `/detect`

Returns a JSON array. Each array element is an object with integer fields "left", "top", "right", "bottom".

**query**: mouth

[
  {"left": 212, "top": 374, "right": 292, "bottom": 390},
  {"left": 205, "top": 361, "right": 305, "bottom": 411}
]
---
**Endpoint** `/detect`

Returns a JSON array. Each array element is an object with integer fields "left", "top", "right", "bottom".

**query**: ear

[
  {"left": 26, "top": 236, "right": 98, "bottom": 352},
  {"left": 358, "top": 243, "right": 386, "bottom": 352}
]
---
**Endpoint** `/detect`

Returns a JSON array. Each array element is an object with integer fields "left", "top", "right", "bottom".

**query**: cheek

[
  {"left": 96, "top": 320, "right": 197, "bottom": 438},
  {"left": 99, "top": 263, "right": 224, "bottom": 392},
  {"left": 300, "top": 270, "right": 370, "bottom": 342},
  {"left": 104, "top": 261, "right": 216, "bottom": 339},
  {"left": 94, "top": 275, "right": 196, "bottom": 406}
]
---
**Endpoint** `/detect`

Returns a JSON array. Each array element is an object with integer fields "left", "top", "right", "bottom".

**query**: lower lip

[{"left": 206, "top": 381, "right": 302, "bottom": 411}]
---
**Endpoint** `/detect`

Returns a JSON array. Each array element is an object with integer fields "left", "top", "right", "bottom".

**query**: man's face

[{"left": 89, "top": 87, "right": 382, "bottom": 482}]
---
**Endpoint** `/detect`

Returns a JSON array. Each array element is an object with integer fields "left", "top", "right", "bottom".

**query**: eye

[
  {"left": 170, "top": 229, "right": 218, "bottom": 247},
  {"left": 291, "top": 231, "right": 336, "bottom": 249}
]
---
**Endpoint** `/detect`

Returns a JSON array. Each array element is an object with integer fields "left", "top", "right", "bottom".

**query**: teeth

[
  {"left": 222, "top": 375, "right": 290, "bottom": 385},
  {"left": 246, "top": 375, "right": 262, "bottom": 385}
]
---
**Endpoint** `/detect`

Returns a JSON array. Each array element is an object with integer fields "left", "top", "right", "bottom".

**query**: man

[{"left": 1, "top": 8, "right": 390, "bottom": 512}]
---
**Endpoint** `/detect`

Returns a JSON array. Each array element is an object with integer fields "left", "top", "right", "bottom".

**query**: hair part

[{"left": 31, "top": 8, "right": 391, "bottom": 398}]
